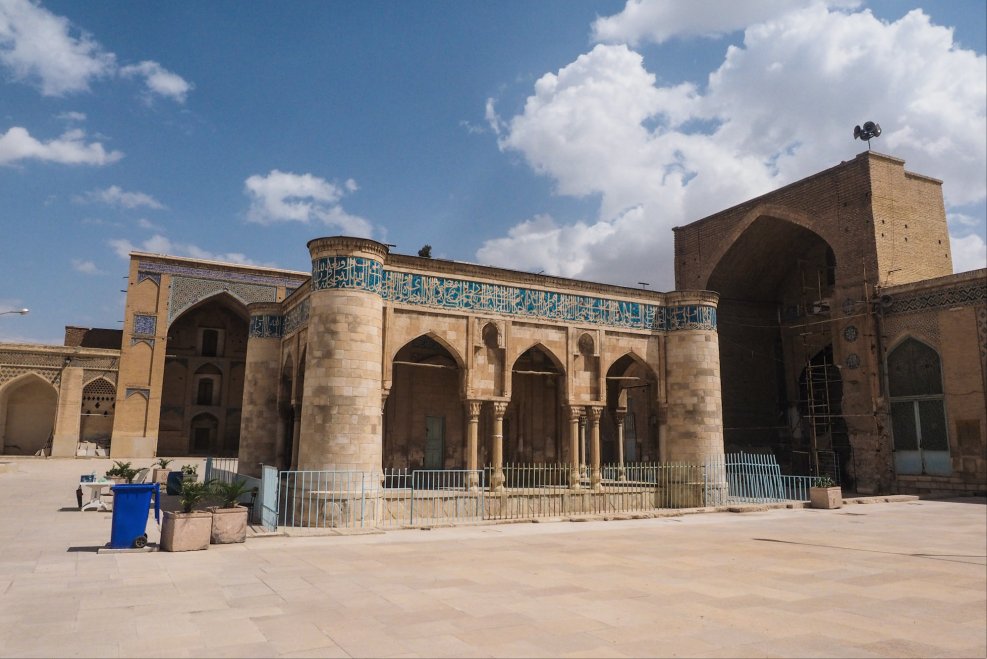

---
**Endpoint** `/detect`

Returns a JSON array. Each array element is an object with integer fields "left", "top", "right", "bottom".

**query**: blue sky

[{"left": 1, "top": 0, "right": 985, "bottom": 343}]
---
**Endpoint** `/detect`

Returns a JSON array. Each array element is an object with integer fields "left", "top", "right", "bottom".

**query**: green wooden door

[{"left": 424, "top": 416, "right": 445, "bottom": 470}]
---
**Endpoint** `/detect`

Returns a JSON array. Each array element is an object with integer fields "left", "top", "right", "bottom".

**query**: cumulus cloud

[
  {"left": 108, "top": 234, "right": 261, "bottom": 266},
  {"left": 950, "top": 232, "right": 987, "bottom": 273},
  {"left": 119, "top": 60, "right": 193, "bottom": 103},
  {"left": 75, "top": 185, "right": 164, "bottom": 209},
  {"left": 0, "top": 126, "right": 122, "bottom": 165},
  {"left": 70, "top": 258, "right": 100, "bottom": 274},
  {"left": 55, "top": 111, "right": 86, "bottom": 122},
  {"left": 480, "top": 6, "right": 987, "bottom": 288},
  {"left": 592, "top": 0, "right": 859, "bottom": 45},
  {"left": 244, "top": 169, "right": 373, "bottom": 236},
  {"left": 0, "top": 0, "right": 190, "bottom": 101}
]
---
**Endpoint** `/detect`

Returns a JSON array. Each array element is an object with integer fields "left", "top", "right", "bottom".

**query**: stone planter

[
  {"left": 160, "top": 511, "right": 212, "bottom": 551},
  {"left": 151, "top": 469, "right": 171, "bottom": 486},
  {"left": 809, "top": 486, "right": 843, "bottom": 509},
  {"left": 209, "top": 506, "right": 248, "bottom": 544}
]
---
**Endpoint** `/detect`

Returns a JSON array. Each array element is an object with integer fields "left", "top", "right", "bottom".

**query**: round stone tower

[
  {"left": 663, "top": 291, "right": 724, "bottom": 465},
  {"left": 297, "top": 237, "right": 388, "bottom": 472}
]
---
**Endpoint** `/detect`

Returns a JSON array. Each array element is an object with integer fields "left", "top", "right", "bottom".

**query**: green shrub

[{"left": 211, "top": 479, "right": 252, "bottom": 508}]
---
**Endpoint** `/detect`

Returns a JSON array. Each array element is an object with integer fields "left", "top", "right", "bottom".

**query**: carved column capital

[
  {"left": 468, "top": 399, "right": 484, "bottom": 418},
  {"left": 492, "top": 401, "right": 509, "bottom": 417},
  {"left": 586, "top": 405, "right": 603, "bottom": 422}
]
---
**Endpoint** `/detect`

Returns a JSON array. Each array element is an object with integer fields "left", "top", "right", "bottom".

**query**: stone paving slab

[{"left": 0, "top": 457, "right": 985, "bottom": 658}]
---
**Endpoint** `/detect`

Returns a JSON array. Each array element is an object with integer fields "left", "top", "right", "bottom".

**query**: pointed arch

[
  {"left": 1, "top": 373, "right": 57, "bottom": 455},
  {"left": 511, "top": 342, "right": 565, "bottom": 374}
]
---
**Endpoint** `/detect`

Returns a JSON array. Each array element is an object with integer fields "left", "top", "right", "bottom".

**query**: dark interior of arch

[{"left": 707, "top": 215, "right": 847, "bottom": 478}]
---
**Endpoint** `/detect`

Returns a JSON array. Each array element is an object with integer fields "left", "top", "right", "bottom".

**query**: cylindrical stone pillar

[
  {"left": 615, "top": 409, "right": 627, "bottom": 481},
  {"left": 238, "top": 302, "right": 284, "bottom": 478},
  {"left": 567, "top": 405, "right": 581, "bottom": 489},
  {"left": 298, "top": 237, "right": 388, "bottom": 472},
  {"left": 664, "top": 292, "right": 725, "bottom": 504},
  {"left": 467, "top": 400, "right": 481, "bottom": 490},
  {"left": 490, "top": 401, "right": 508, "bottom": 491},
  {"left": 587, "top": 406, "right": 602, "bottom": 490}
]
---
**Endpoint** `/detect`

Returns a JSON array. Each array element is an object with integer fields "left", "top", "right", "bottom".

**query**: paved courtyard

[{"left": 0, "top": 457, "right": 984, "bottom": 658}]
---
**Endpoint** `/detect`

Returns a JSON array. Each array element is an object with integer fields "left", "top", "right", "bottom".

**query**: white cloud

[
  {"left": 108, "top": 234, "right": 261, "bottom": 266},
  {"left": 0, "top": 0, "right": 190, "bottom": 101},
  {"left": 950, "top": 232, "right": 987, "bottom": 273},
  {"left": 592, "top": 0, "right": 859, "bottom": 45},
  {"left": 75, "top": 185, "right": 164, "bottom": 209},
  {"left": 0, "top": 0, "right": 114, "bottom": 95},
  {"left": 481, "top": 7, "right": 987, "bottom": 289},
  {"left": 70, "top": 258, "right": 100, "bottom": 274},
  {"left": 119, "top": 60, "right": 193, "bottom": 103},
  {"left": 136, "top": 217, "right": 162, "bottom": 231},
  {"left": 0, "top": 126, "right": 122, "bottom": 165},
  {"left": 55, "top": 111, "right": 86, "bottom": 122},
  {"left": 244, "top": 169, "right": 373, "bottom": 236}
]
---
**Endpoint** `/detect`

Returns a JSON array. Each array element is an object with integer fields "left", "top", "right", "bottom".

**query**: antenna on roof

[{"left": 853, "top": 121, "right": 882, "bottom": 150}]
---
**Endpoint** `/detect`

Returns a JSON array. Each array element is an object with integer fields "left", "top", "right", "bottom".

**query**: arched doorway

[
  {"left": 384, "top": 335, "right": 463, "bottom": 470},
  {"left": 507, "top": 345, "right": 565, "bottom": 463},
  {"left": 604, "top": 354, "right": 658, "bottom": 465},
  {"left": 0, "top": 374, "right": 57, "bottom": 455},
  {"left": 159, "top": 293, "right": 249, "bottom": 456},
  {"left": 706, "top": 215, "right": 840, "bottom": 474},
  {"left": 887, "top": 338, "right": 950, "bottom": 476}
]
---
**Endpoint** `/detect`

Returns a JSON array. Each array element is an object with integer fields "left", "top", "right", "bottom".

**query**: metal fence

[
  {"left": 265, "top": 453, "right": 820, "bottom": 531},
  {"left": 204, "top": 457, "right": 239, "bottom": 485}
]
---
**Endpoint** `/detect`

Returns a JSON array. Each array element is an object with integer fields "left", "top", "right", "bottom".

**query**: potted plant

[
  {"left": 105, "top": 460, "right": 139, "bottom": 484},
  {"left": 151, "top": 458, "right": 173, "bottom": 486},
  {"left": 209, "top": 479, "right": 252, "bottom": 544},
  {"left": 160, "top": 479, "right": 213, "bottom": 551},
  {"left": 809, "top": 474, "right": 843, "bottom": 509}
]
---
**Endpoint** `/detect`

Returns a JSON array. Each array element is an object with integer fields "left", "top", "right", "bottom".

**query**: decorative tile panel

[
  {"left": 311, "top": 257, "right": 384, "bottom": 293},
  {"left": 125, "top": 387, "right": 150, "bottom": 399},
  {"left": 283, "top": 298, "right": 310, "bottom": 336},
  {"left": 884, "top": 282, "right": 987, "bottom": 315},
  {"left": 168, "top": 276, "right": 278, "bottom": 325},
  {"left": 130, "top": 337, "right": 155, "bottom": 348},
  {"left": 133, "top": 314, "right": 156, "bottom": 337},
  {"left": 249, "top": 314, "right": 285, "bottom": 338},
  {"left": 138, "top": 260, "right": 305, "bottom": 288},
  {"left": 137, "top": 271, "right": 161, "bottom": 286},
  {"left": 304, "top": 258, "right": 717, "bottom": 332}
]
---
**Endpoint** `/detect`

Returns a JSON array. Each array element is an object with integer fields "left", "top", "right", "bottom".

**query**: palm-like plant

[
  {"left": 212, "top": 479, "right": 252, "bottom": 509},
  {"left": 178, "top": 479, "right": 213, "bottom": 513}
]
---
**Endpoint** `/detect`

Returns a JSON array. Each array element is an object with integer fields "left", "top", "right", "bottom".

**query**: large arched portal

[
  {"left": 707, "top": 215, "right": 842, "bottom": 474},
  {"left": 158, "top": 293, "right": 249, "bottom": 456},
  {"left": 0, "top": 374, "right": 57, "bottom": 455},
  {"left": 384, "top": 335, "right": 464, "bottom": 470},
  {"left": 507, "top": 345, "right": 565, "bottom": 463}
]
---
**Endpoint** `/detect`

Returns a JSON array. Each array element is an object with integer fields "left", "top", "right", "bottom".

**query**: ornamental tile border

[
  {"left": 283, "top": 299, "right": 310, "bottom": 336},
  {"left": 168, "top": 276, "right": 278, "bottom": 325},
  {"left": 310, "top": 256, "right": 716, "bottom": 332},
  {"left": 137, "top": 271, "right": 161, "bottom": 286},
  {"left": 249, "top": 314, "right": 286, "bottom": 339},
  {"left": 884, "top": 283, "right": 987, "bottom": 315},
  {"left": 138, "top": 260, "right": 306, "bottom": 288}
]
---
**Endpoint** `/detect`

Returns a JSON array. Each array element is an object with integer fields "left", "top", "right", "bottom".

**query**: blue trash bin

[{"left": 109, "top": 483, "right": 160, "bottom": 549}]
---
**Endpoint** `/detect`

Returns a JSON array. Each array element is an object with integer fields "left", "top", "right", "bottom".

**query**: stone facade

[
  {"left": 0, "top": 343, "right": 119, "bottom": 457},
  {"left": 674, "top": 150, "right": 986, "bottom": 495},
  {"left": 238, "top": 237, "right": 724, "bottom": 488}
]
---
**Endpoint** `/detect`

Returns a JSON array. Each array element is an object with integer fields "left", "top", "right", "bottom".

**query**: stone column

[
  {"left": 51, "top": 366, "right": 83, "bottom": 457},
  {"left": 615, "top": 408, "right": 627, "bottom": 481},
  {"left": 579, "top": 413, "right": 587, "bottom": 479},
  {"left": 490, "top": 401, "right": 508, "bottom": 491},
  {"left": 466, "top": 400, "right": 482, "bottom": 490},
  {"left": 298, "top": 237, "right": 388, "bottom": 473},
  {"left": 587, "top": 406, "right": 602, "bottom": 490},
  {"left": 567, "top": 405, "right": 581, "bottom": 489},
  {"left": 237, "top": 302, "right": 283, "bottom": 478}
]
